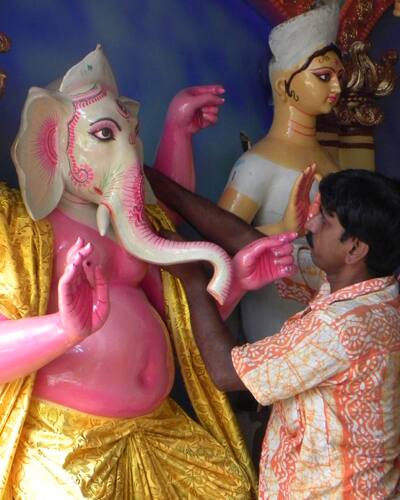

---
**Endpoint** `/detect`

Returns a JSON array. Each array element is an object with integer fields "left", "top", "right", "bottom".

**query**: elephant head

[{"left": 12, "top": 46, "right": 232, "bottom": 304}]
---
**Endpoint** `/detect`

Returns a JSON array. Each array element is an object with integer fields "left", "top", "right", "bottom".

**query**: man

[{"left": 148, "top": 167, "right": 400, "bottom": 498}]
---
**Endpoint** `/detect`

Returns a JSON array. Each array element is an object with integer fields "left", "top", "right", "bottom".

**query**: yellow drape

[
  {"left": 146, "top": 204, "right": 258, "bottom": 497},
  {"left": 11, "top": 397, "right": 251, "bottom": 499},
  {"left": 0, "top": 191, "right": 256, "bottom": 498},
  {"left": 0, "top": 183, "right": 53, "bottom": 499}
]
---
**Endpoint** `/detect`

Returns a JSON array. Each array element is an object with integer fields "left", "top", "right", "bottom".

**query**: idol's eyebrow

[
  {"left": 89, "top": 117, "right": 121, "bottom": 131},
  {"left": 311, "top": 66, "right": 337, "bottom": 73}
]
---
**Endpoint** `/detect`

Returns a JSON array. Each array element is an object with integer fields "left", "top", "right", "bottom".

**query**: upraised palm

[
  {"left": 58, "top": 238, "right": 109, "bottom": 344},
  {"left": 282, "top": 163, "right": 319, "bottom": 236}
]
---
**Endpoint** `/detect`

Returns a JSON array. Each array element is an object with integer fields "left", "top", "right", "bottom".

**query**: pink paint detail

[
  {"left": 72, "top": 86, "right": 108, "bottom": 109},
  {"left": 35, "top": 115, "right": 58, "bottom": 178},
  {"left": 116, "top": 99, "right": 130, "bottom": 119},
  {"left": 67, "top": 89, "right": 108, "bottom": 189},
  {"left": 94, "top": 186, "right": 103, "bottom": 196},
  {"left": 121, "top": 167, "right": 146, "bottom": 227},
  {"left": 69, "top": 163, "right": 94, "bottom": 188}
]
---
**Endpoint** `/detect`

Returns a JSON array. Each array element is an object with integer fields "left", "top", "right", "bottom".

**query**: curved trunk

[{"left": 97, "top": 167, "right": 232, "bottom": 305}]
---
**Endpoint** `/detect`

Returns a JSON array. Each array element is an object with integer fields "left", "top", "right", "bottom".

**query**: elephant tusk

[{"left": 96, "top": 203, "right": 111, "bottom": 236}]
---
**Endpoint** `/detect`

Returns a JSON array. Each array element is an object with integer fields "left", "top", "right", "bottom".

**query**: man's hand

[
  {"left": 58, "top": 238, "right": 109, "bottom": 345},
  {"left": 232, "top": 232, "right": 297, "bottom": 291},
  {"left": 282, "top": 163, "right": 318, "bottom": 236},
  {"left": 166, "top": 85, "right": 225, "bottom": 135}
]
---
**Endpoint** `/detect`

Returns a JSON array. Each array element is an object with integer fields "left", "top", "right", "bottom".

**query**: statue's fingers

[
  {"left": 276, "top": 263, "right": 297, "bottom": 279},
  {"left": 272, "top": 242, "right": 294, "bottom": 258},
  {"left": 274, "top": 255, "right": 294, "bottom": 267},
  {"left": 191, "top": 84, "right": 225, "bottom": 96},
  {"left": 92, "top": 266, "right": 109, "bottom": 329},
  {"left": 201, "top": 105, "right": 220, "bottom": 114},
  {"left": 66, "top": 237, "right": 84, "bottom": 264},
  {"left": 93, "top": 266, "right": 109, "bottom": 309},
  {"left": 202, "top": 113, "right": 218, "bottom": 125}
]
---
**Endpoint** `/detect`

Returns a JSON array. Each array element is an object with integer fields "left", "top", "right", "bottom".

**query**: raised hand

[
  {"left": 232, "top": 232, "right": 297, "bottom": 291},
  {"left": 58, "top": 238, "right": 109, "bottom": 344},
  {"left": 165, "top": 85, "right": 225, "bottom": 135},
  {"left": 282, "top": 163, "right": 318, "bottom": 236}
]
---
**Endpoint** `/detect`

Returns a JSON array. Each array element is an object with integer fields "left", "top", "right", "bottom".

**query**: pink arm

[
  {"left": 152, "top": 85, "right": 225, "bottom": 192},
  {"left": 219, "top": 233, "right": 298, "bottom": 319},
  {"left": 0, "top": 238, "right": 109, "bottom": 383}
]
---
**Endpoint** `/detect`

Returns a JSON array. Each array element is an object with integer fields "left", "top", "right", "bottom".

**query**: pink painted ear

[
  {"left": 119, "top": 96, "right": 140, "bottom": 118},
  {"left": 11, "top": 87, "right": 73, "bottom": 220}
]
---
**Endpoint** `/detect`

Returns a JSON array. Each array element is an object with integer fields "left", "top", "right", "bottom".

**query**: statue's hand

[
  {"left": 233, "top": 233, "right": 297, "bottom": 291},
  {"left": 282, "top": 163, "right": 318, "bottom": 236},
  {"left": 166, "top": 85, "right": 225, "bottom": 134},
  {"left": 58, "top": 238, "right": 109, "bottom": 344}
]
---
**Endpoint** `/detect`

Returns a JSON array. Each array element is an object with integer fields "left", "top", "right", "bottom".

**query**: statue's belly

[{"left": 34, "top": 286, "right": 174, "bottom": 418}]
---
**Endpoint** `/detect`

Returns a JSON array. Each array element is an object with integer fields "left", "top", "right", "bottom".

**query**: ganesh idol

[
  {"left": 0, "top": 46, "right": 268, "bottom": 498},
  {"left": 218, "top": 1, "right": 344, "bottom": 342}
]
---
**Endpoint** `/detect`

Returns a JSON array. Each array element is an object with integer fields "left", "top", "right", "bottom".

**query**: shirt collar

[{"left": 309, "top": 276, "right": 397, "bottom": 311}]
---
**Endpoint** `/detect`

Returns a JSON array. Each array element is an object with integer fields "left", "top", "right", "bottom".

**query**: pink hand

[
  {"left": 295, "top": 163, "right": 317, "bottom": 233},
  {"left": 232, "top": 233, "right": 297, "bottom": 291},
  {"left": 166, "top": 85, "right": 225, "bottom": 135},
  {"left": 307, "top": 191, "right": 321, "bottom": 222},
  {"left": 58, "top": 238, "right": 109, "bottom": 344}
]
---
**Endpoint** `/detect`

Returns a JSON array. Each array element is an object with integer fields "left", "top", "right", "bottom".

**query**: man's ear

[{"left": 345, "top": 238, "right": 369, "bottom": 265}]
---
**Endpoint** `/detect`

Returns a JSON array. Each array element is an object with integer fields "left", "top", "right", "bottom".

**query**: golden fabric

[
  {"left": 0, "top": 193, "right": 255, "bottom": 498},
  {"left": 11, "top": 397, "right": 252, "bottom": 499},
  {"left": 146, "top": 204, "right": 258, "bottom": 497},
  {"left": 0, "top": 183, "right": 53, "bottom": 498}
]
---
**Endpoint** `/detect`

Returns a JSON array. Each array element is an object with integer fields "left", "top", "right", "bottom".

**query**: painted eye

[
  {"left": 91, "top": 127, "right": 115, "bottom": 141},
  {"left": 314, "top": 72, "right": 331, "bottom": 82}
]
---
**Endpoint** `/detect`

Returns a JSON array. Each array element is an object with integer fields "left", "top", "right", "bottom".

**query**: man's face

[{"left": 305, "top": 203, "right": 350, "bottom": 274}]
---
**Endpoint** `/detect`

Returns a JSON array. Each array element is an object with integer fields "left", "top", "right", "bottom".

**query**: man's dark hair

[{"left": 319, "top": 169, "right": 400, "bottom": 278}]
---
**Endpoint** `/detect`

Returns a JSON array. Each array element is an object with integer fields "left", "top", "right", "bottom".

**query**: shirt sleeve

[
  {"left": 276, "top": 245, "right": 326, "bottom": 304},
  {"left": 231, "top": 310, "right": 350, "bottom": 406}
]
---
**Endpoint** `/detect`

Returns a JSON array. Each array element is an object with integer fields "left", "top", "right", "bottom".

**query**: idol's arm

[
  {"left": 0, "top": 239, "right": 109, "bottom": 383},
  {"left": 153, "top": 85, "right": 225, "bottom": 192}
]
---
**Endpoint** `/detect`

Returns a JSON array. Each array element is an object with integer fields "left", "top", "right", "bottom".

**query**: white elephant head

[{"left": 12, "top": 46, "right": 232, "bottom": 304}]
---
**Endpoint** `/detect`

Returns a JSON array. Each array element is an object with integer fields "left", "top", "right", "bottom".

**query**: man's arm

[
  {"left": 145, "top": 165, "right": 263, "bottom": 255},
  {"left": 169, "top": 261, "right": 246, "bottom": 392}
]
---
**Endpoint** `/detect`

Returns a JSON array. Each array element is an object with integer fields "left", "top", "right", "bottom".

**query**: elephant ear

[
  {"left": 11, "top": 87, "right": 73, "bottom": 220},
  {"left": 119, "top": 96, "right": 140, "bottom": 118}
]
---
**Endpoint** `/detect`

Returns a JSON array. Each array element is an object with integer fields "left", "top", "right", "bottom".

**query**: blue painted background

[
  {"left": 0, "top": 0, "right": 399, "bottom": 202},
  {"left": 0, "top": 0, "right": 270, "bottom": 199}
]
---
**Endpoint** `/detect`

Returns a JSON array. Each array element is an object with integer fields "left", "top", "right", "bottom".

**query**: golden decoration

[
  {"left": 319, "top": 41, "right": 398, "bottom": 130},
  {"left": 0, "top": 32, "right": 11, "bottom": 98}
]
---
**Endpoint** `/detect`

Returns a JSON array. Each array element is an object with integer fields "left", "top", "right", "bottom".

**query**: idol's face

[{"left": 287, "top": 50, "right": 344, "bottom": 115}]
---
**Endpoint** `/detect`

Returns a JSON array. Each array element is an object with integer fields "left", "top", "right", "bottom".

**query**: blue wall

[{"left": 0, "top": 1, "right": 399, "bottom": 200}]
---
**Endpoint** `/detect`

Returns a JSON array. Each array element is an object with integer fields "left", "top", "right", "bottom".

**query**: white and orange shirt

[{"left": 232, "top": 249, "right": 400, "bottom": 499}]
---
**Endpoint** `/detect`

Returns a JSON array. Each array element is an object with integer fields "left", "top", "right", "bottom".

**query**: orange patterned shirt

[{"left": 232, "top": 253, "right": 400, "bottom": 499}]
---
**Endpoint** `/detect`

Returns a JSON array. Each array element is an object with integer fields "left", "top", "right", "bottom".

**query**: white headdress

[
  {"left": 269, "top": 1, "right": 340, "bottom": 70},
  {"left": 58, "top": 44, "right": 118, "bottom": 96}
]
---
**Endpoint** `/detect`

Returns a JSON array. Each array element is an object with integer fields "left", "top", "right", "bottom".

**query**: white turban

[{"left": 269, "top": 1, "right": 340, "bottom": 70}]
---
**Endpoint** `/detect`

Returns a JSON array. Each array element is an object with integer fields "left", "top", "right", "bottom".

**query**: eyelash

[
  {"left": 314, "top": 72, "right": 332, "bottom": 82},
  {"left": 89, "top": 121, "right": 118, "bottom": 142}
]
